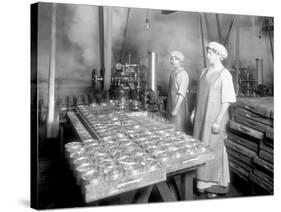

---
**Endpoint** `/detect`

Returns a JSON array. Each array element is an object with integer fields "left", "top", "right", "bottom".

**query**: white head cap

[
  {"left": 207, "top": 42, "right": 228, "bottom": 60},
  {"left": 169, "top": 50, "right": 184, "bottom": 62}
]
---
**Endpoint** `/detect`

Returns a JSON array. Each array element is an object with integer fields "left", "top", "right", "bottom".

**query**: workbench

[{"left": 63, "top": 104, "right": 215, "bottom": 204}]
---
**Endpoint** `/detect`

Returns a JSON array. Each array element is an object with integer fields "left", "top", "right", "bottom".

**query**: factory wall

[{"left": 34, "top": 2, "right": 274, "bottom": 105}]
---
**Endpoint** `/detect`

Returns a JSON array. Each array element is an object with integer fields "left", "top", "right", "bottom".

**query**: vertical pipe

[
  {"left": 128, "top": 53, "right": 131, "bottom": 64},
  {"left": 46, "top": 3, "right": 57, "bottom": 138},
  {"left": 199, "top": 13, "right": 207, "bottom": 68},
  {"left": 104, "top": 7, "right": 112, "bottom": 96},
  {"left": 261, "top": 58, "right": 264, "bottom": 84},
  {"left": 256, "top": 58, "right": 260, "bottom": 84},
  {"left": 98, "top": 6, "right": 105, "bottom": 72},
  {"left": 148, "top": 51, "right": 157, "bottom": 92}
]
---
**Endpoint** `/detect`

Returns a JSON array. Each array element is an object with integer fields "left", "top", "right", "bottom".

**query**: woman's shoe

[
  {"left": 197, "top": 187, "right": 208, "bottom": 194},
  {"left": 206, "top": 185, "right": 229, "bottom": 195},
  {"left": 207, "top": 193, "right": 218, "bottom": 199}
]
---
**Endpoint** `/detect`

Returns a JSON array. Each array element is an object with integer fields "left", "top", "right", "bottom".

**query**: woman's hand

[
  {"left": 211, "top": 122, "right": 221, "bottom": 134},
  {"left": 172, "top": 109, "right": 178, "bottom": 116},
  {"left": 190, "top": 109, "right": 195, "bottom": 125}
]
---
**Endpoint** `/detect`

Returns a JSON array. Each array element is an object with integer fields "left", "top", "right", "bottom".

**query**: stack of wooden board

[{"left": 226, "top": 97, "right": 273, "bottom": 194}]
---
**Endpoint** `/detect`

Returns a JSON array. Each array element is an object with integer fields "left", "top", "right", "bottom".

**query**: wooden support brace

[
  {"left": 134, "top": 185, "right": 153, "bottom": 203},
  {"left": 156, "top": 181, "right": 177, "bottom": 202}
]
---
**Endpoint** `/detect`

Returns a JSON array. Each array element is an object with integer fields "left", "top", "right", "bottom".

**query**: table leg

[
  {"left": 134, "top": 185, "right": 154, "bottom": 203},
  {"left": 156, "top": 181, "right": 177, "bottom": 202},
  {"left": 119, "top": 190, "right": 137, "bottom": 204},
  {"left": 173, "top": 175, "right": 183, "bottom": 200},
  {"left": 182, "top": 171, "right": 196, "bottom": 200}
]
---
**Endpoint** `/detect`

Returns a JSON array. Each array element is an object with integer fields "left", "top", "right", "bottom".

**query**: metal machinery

[
  {"left": 92, "top": 53, "right": 165, "bottom": 114},
  {"left": 237, "top": 58, "right": 272, "bottom": 97}
]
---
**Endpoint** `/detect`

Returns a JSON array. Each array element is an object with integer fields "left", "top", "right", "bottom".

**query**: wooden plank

[
  {"left": 265, "top": 126, "right": 274, "bottom": 140},
  {"left": 260, "top": 141, "right": 273, "bottom": 154},
  {"left": 228, "top": 155, "right": 253, "bottom": 172},
  {"left": 229, "top": 161, "right": 250, "bottom": 178},
  {"left": 250, "top": 173, "right": 273, "bottom": 194},
  {"left": 235, "top": 97, "right": 273, "bottom": 119},
  {"left": 227, "top": 150, "right": 253, "bottom": 168},
  {"left": 233, "top": 114, "right": 270, "bottom": 133},
  {"left": 259, "top": 149, "right": 273, "bottom": 163},
  {"left": 225, "top": 138, "right": 257, "bottom": 158},
  {"left": 253, "top": 168, "right": 273, "bottom": 183},
  {"left": 230, "top": 106, "right": 273, "bottom": 127},
  {"left": 227, "top": 131, "right": 259, "bottom": 153},
  {"left": 229, "top": 120, "right": 264, "bottom": 140},
  {"left": 253, "top": 155, "right": 273, "bottom": 173},
  {"left": 173, "top": 175, "right": 183, "bottom": 200}
]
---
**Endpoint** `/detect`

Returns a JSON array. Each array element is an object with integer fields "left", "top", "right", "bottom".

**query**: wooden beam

[
  {"left": 223, "top": 16, "right": 235, "bottom": 47},
  {"left": 203, "top": 13, "right": 211, "bottom": 41},
  {"left": 235, "top": 17, "right": 240, "bottom": 94},
  {"left": 199, "top": 13, "right": 207, "bottom": 68},
  {"left": 216, "top": 14, "right": 223, "bottom": 43},
  {"left": 46, "top": 3, "right": 57, "bottom": 138}
]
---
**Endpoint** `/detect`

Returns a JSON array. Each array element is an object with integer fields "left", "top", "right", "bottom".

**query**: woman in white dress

[{"left": 191, "top": 42, "right": 236, "bottom": 198}]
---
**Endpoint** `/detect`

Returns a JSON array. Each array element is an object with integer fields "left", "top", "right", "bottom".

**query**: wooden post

[
  {"left": 199, "top": 13, "right": 207, "bottom": 68},
  {"left": 223, "top": 16, "right": 235, "bottom": 47},
  {"left": 216, "top": 14, "right": 222, "bottom": 43},
  {"left": 235, "top": 16, "right": 240, "bottom": 94},
  {"left": 203, "top": 13, "right": 211, "bottom": 41},
  {"left": 46, "top": 3, "right": 57, "bottom": 138}
]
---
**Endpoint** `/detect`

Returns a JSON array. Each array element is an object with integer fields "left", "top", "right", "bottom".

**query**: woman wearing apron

[
  {"left": 191, "top": 42, "right": 236, "bottom": 198},
  {"left": 167, "top": 50, "right": 190, "bottom": 133}
]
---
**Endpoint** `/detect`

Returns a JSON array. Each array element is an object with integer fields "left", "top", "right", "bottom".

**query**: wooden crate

[
  {"left": 228, "top": 154, "right": 253, "bottom": 172},
  {"left": 235, "top": 97, "right": 273, "bottom": 119},
  {"left": 230, "top": 106, "right": 273, "bottom": 127},
  {"left": 227, "top": 131, "right": 259, "bottom": 153},
  {"left": 225, "top": 138, "right": 257, "bottom": 159},
  {"left": 229, "top": 120, "right": 264, "bottom": 140},
  {"left": 259, "top": 149, "right": 273, "bottom": 163},
  {"left": 250, "top": 173, "right": 273, "bottom": 194},
  {"left": 253, "top": 155, "right": 273, "bottom": 174},
  {"left": 233, "top": 114, "right": 269, "bottom": 134},
  {"left": 229, "top": 160, "right": 251, "bottom": 179}
]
